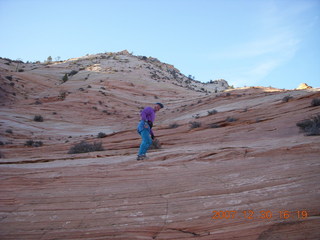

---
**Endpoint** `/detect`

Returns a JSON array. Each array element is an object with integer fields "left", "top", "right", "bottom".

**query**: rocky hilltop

[
  {"left": 0, "top": 51, "right": 319, "bottom": 239},
  {"left": 0, "top": 50, "right": 228, "bottom": 103}
]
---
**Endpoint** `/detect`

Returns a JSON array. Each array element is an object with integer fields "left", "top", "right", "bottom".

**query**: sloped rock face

[
  {"left": 0, "top": 54, "right": 320, "bottom": 239},
  {"left": 297, "top": 83, "right": 312, "bottom": 90},
  {"left": 201, "top": 79, "right": 229, "bottom": 93}
]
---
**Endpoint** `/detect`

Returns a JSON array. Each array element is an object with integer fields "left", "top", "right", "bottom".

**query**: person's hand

[{"left": 147, "top": 121, "right": 153, "bottom": 128}]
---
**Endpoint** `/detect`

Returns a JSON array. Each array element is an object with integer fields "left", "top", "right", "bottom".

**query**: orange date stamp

[{"left": 211, "top": 210, "right": 309, "bottom": 220}]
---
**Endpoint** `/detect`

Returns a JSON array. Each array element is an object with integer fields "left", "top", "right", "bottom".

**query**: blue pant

[{"left": 138, "top": 128, "right": 152, "bottom": 156}]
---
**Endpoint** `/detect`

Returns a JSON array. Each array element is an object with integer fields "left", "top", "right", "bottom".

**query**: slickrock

[
  {"left": 297, "top": 83, "right": 312, "bottom": 90},
  {"left": 0, "top": 53, "right": 319, "bottom": 239}
]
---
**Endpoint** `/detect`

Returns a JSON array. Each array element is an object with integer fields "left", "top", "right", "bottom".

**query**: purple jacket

[
  {"left": 141, "top": 106, "right": 155, "bottom": 122},
  {"left": 137, "top": 106, "right": 155, "bottom": 135}
]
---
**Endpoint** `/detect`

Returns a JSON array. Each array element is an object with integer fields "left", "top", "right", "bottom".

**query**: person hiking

[{"left": 137, "top": 103, "right": 164, "bottom": 160}]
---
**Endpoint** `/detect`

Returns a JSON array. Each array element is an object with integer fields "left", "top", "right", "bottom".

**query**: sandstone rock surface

[
  {"left": 0, "top": 53, "right": 320, "bottom": 239},
  {"left": 297, "top": 83, "right": 312, "bottom": 90}
]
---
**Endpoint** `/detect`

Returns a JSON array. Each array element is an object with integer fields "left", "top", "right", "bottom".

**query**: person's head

[{"left": 154, "top": 102, "right": 164, "bottom": 112}]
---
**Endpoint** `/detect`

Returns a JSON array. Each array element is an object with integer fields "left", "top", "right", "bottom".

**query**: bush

[
  {"left": 226, "top": 117, "right": 237, "bottom": 122},
  {"left": 33, "top": 115, "right": 44, "bottom": 122},
  {"left": 282, "top": 95, "right": 293, "bottom": 103},
  {"left": 68, "top": 70, "right": 78, "bottom": 76},
  {"left": 296, "top": 114, "right": 320, "bottom": 136},
  {"left": 62, "top": 73, "right": 68, "bottom": 83},
  {"left": 68, "top": 141, "right": 104, "bottom": 154},
  {"left": 5, "top": 129, "right": 13, "bottom": 134},
  {"left": 59, "top": 91, "right": 67, "bottom": 100},
  {"left": 209, "top": 123, "right": 221, "bottom": 128},
  {"left": 97, "top": 132, "right": 107, "bottom": 138},
  {"left": 25, "top": 140, "right": 43, "bottom": 147},
  {"left": 311, "top": 98, "right": 320, "bottom": 107},
  {"left": 193, "top": 114, "right": 200, "bottom": 119},
  {"left": 189, "top": 121, "right": 201, "bottom": 129},
  {"left": 208, "top": 109, "right": 218, "bottom": 115},
  {"left": 149, "top": 139, "right": 161, "bottom": 150},
  {"left": 47, "top": 56, "right": 52, "bottom": 63},
  {"left": 168, "top": 123, "right": 180, "bottom": 129}
]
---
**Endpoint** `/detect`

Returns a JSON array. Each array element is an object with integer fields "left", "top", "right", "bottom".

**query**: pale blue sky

[{"left": 1, "top": 0, "right": 319, "bottom": 89}]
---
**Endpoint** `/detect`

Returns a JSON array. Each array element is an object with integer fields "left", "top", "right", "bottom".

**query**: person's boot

[{"left": 137, "top": 154, "right": 147, "bottom": 161}]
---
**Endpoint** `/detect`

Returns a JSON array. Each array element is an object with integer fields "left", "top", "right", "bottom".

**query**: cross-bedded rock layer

[{"left": 0, "top": 53, "right": 319, "bottom": 239}]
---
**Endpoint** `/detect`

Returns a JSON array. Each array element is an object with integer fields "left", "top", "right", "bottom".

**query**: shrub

[
  {"left": 62, "top": 73, "right": 68, "bottom": 83},
  {"left": 149, "top": 139, "right": 162, "bottom": 150},
  {"left": 68, "top": 141, "right": 104, "bottom": 154},
  {"left": 311, "top": 98, "right": 320, "bottom": 107},
  {"left": 282, "top": 95, "right": 293, "bottom": 103},
  {"left": 226, "top": 117, "right": 237, "bottom": 122},
  {"left": 68, "top": 70, "right": 78, "bottom": 76},
  {"left": 193, "top": 114, "right": 200, "bottom": 119},
  {"left": 33, "top": 115, "right": 44, "bottom": 122},
  {"left": 296, "top": 114, "right": 320, "bottom": 136},
  {"left": 208, "top": 109, "right": 218, "bottom": 115},
  {"left": 25, "top": 140, "right": 43, "bottom": 147},
  {"left": 97, "top": 132, "right": 107, "bottom": 138},
  {"left": 59, "top": 91, "right": 67, "bottom": 100},
  {"left": 209, "top": 123, "right": 221, "bottom": 128},
  {"left": 47, "top": 56, "right": 52, "bottom": 63},
  {"left": 168, "top": 123, "right": 180, "bottom": 129},
  {"left": 189, "top": 121, "right": 201, "bottom": 129},
  {"left": 5, "top": 129, "right": 13, "bottom": 134}
]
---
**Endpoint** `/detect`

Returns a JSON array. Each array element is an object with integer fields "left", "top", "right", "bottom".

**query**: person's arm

[{"left": 147, "top": 121, "right": 155, "bottom": 139}]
